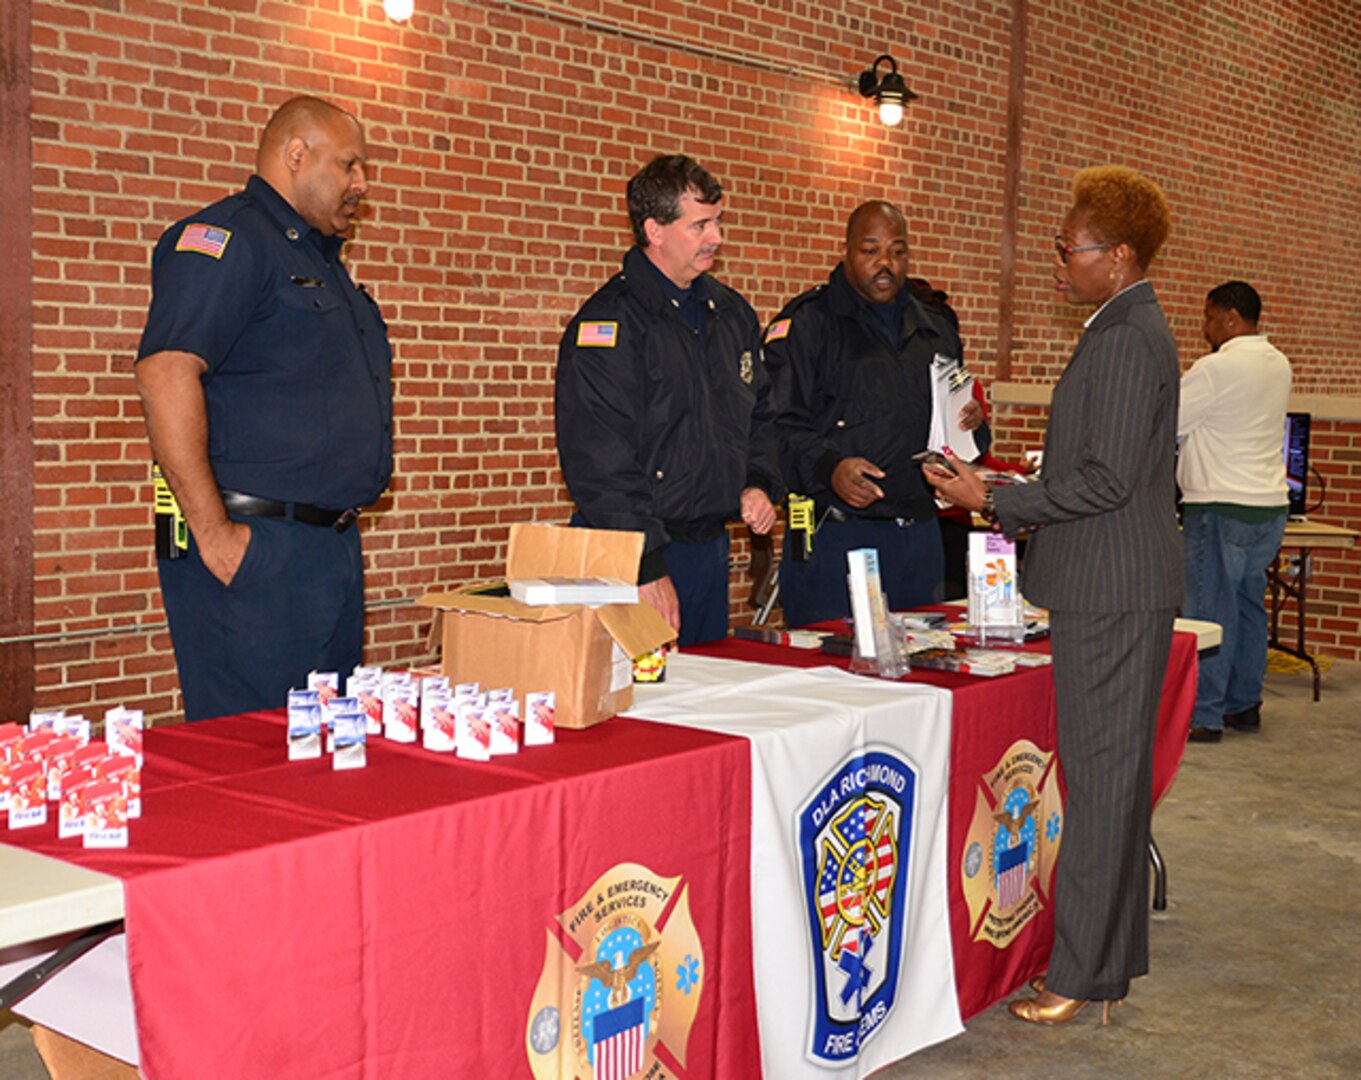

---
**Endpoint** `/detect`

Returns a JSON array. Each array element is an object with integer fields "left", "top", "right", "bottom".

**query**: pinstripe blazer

[{"left": 995, "top": 280, "right": 1182, "bottom": 613}]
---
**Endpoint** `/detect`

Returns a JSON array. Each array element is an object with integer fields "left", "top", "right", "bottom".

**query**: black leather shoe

[
  {"left": 1224, "top": 705, "right": 1261, "bottom": 732},
  {"left": 1188, "top": 727, "right": 1222, "bottom": 743}
]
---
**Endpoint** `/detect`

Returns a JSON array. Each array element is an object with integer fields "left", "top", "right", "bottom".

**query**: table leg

[
  {"left": 1149, "top": 836, "right": 1167, "bottom": 912},
  {"left": 0, "top": 920, "right": 124, "bottom": 1011},
  {"left": 1268, "top": 547, "right": 1322, "bottom": 702},
  {"left": 1297, "top": 551, "right": 1320, "bottom": 701}
]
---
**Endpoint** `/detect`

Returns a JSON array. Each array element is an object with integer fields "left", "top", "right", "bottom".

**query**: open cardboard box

[{"left": 416, "top": 524, "right": 676, "bottom": 729}]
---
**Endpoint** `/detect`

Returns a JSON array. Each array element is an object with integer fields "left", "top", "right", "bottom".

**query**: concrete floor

[
  {"left": 882, "top": 656, "right": 1361, "bottom": 1080},
  {"left": 0, "top": 1013, "right": 45, "bottom": 1079},
  {"left": 4, "top": 658, "right": 1358, "bottom": 1079}
]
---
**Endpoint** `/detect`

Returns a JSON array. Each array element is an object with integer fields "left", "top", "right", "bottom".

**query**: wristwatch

[{"left": 980, "top": 486, "right": 999, "bottom": 526}]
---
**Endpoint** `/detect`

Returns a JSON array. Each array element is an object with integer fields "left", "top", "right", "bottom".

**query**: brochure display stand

[
  {"left": 846, "top": 548, "right": 910, "bottom": 679},
  {"left": 966, "top": 532, "right": 1024, "bottom": 644}
]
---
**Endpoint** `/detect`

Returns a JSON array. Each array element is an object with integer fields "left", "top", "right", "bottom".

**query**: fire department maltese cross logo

[
  {"left": 798, "top": 748, "right": 917, "bottom": 1065},
  {"left": 961, "top": 738, "right": 1063, "bottom": 948},
  {"left": 526, "top": 862, "right": 703, "bottom": 1080}
]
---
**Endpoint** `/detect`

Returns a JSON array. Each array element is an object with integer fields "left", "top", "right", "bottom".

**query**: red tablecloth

[
  {"left": 687, "top": 628, "right": 1198, "bottom": 1020},
  {"left": 9, "top": 713, "right": 760, "bottom": 1080}
]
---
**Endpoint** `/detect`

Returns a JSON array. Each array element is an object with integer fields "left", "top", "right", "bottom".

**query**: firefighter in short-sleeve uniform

[{"left": 136, "top": 174, "right": 392, "bottom": 720}]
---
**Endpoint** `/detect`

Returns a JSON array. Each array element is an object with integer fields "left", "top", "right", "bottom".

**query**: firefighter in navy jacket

[
  {"left": 763, "top": 200, "right": 983, "bottom": 626},
  {"left": 555, "top": 155, "right": 782, "bottom": 645}
]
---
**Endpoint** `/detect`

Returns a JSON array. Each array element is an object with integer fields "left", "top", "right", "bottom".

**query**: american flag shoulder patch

[
  {"left": 576, "top": 321, "right": 618, "bottom": 347},
  {"left": 176, "top": 223, "right": 232, "bottom": 259},
  {"left": 765, "top": 317, "right": 792, "bottom": 343}
]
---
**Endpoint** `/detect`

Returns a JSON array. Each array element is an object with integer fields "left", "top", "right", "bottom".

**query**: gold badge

[{"left": 738, "top": 350, "right": 753, "bottom": 384}]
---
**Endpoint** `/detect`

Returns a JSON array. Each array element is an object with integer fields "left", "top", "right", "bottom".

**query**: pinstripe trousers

[{"left": 1046, "top": 608, "right": 1176, "bottom": 1001}]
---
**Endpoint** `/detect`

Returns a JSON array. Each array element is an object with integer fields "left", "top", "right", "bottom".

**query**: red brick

[{"left": 22, "top": 0, "right": 1361, "bottom": 725}]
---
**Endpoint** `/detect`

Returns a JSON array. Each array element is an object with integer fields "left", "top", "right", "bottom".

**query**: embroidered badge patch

[
  {"left": 577, "top": 321, "right": 618, "bottom": 347},
  {"left": 175, "top": 224, "right": 231, "bottom": 259},
  {"left": 764, "top": 318, "right": 791, "bottom": 343}
]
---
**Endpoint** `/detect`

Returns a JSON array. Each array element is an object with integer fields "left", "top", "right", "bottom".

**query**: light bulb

[
  {"left": 879, "top": 99, "right": 904, "bottom": 126},
  {"left": 384, "top": 0, "right": 414, "bottom": 21}
]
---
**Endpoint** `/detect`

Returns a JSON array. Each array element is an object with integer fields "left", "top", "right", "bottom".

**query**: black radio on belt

[{"left": 153, "top": 465, "right": 188, "bottom": 560}]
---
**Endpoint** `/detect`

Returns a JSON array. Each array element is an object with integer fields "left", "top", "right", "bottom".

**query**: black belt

[
  {"left": 821, "top": 506, "right": 919, "bottom": 529},
  {"left": 220, "top": 490, "right": 361, "bottom": 533}
]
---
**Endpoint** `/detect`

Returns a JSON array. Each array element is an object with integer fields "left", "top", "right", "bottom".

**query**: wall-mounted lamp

[
  {"left": 384, "top": 0, "right": 414, "bottom": 21},
  {"left": 857, "top": 54, "right": 917, "bottom": 126}
]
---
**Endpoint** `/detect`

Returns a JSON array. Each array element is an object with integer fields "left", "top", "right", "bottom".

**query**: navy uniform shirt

[{"left": 137, "top": 175, "right": 393, "bottom": 510}]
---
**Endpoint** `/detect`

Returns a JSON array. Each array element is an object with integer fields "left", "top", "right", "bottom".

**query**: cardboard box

[{"left": 417, "top": 524, "right": 676, "bottom": 729}]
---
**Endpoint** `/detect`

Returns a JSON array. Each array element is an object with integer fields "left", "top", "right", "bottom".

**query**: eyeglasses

[{"left": 1054, "top": 236, "right": 1110, "bottom": 263}]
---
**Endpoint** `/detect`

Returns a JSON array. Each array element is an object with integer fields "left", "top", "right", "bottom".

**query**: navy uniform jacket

[
  {"left": 555, "top": 246, "right": 783, "bottom": 581},
  {"left": 763, "top": 265, "right": 970, "bottom": 523},
  {"left": 995, "top": 281, "right": 1182, "bottom": 612},
  {"left": 136, "top": 175, "right": 393, "bottom": 511}
]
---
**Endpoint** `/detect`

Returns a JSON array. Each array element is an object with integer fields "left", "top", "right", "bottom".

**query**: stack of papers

[
  {"left": 900, "top": 629, "right": 958, "bottom": 654},
  {"left": 508, "top": 576, "right": 638, "bottom": 606},
  {"left": 909, "top": 647, "right": 1018, "bottom": 677},
  {"left": 928, "top": 354, "right": 979, "bottom": 461}
]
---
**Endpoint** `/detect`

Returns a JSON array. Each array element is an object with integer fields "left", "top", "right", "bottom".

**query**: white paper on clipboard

[{"left": 928, "top": 353, "right": 980, "bottom": 461}]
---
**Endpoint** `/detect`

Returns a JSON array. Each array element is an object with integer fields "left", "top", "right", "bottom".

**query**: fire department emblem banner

[
  {"left": 959, "top": 737, "right": 1063, "bottom": 949},
  {"left": 797, "top": 749, "right": 913, "bottom": 1064},
  {"left": 630, "top": 656, "right": 963, "bottom": 1079},
  {"left": 526, "top": 863, "right": 705, "bottom": 1080}
]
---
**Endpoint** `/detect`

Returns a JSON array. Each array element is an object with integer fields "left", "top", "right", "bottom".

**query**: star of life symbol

[{"left": 799, "top": 748, "right": 916, "bottom": 1065}]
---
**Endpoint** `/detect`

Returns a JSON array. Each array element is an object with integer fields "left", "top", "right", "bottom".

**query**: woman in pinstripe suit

[{"left": 925, "top": 166, "right": 1181, "bottom": 1026}]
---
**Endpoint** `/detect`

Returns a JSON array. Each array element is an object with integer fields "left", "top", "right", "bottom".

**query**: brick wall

[{"left": 20, "top": 0, "right": 1361, "bottom": 722}]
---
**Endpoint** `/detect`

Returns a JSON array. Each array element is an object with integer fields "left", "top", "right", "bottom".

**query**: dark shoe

[
  {"left": 1188, "top": 727, "right": 1222, "bottom": 743},
  {"left": 1224, "top": 704, "right": 1261, "bottom": 732}
]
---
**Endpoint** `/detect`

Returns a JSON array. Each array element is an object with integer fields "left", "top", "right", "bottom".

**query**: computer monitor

[{"left": 1283, "top": 411, "right": 1310, "bottom": 516}]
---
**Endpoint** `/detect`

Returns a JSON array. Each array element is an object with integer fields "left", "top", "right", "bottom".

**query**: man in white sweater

[{"left": 1179, "top": 281, "right": 1292, "bottom": 742}]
